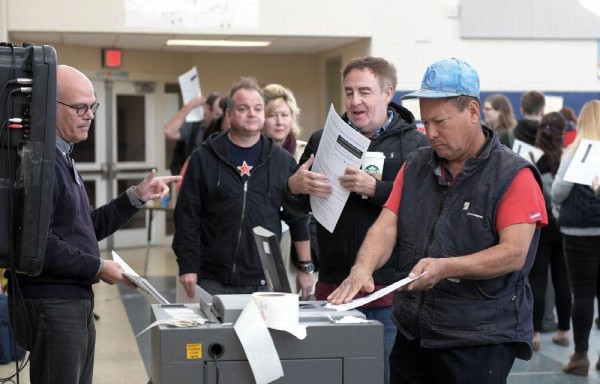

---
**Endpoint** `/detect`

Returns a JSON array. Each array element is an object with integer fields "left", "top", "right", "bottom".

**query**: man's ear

[
  {"left": 467, "top": 99, "right": 480, "bottom": 123},
  {"left": 384, "top": 85, "right": 394, "bottom": 103}
]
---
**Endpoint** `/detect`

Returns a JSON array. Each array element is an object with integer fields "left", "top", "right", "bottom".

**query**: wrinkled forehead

[{"left": 343, "top": 68, "right": 383, "bottom": 90}]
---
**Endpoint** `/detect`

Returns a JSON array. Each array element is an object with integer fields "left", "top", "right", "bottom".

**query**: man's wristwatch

[{"left": 298, "top": 260, "right": 315, "bottom": 274}]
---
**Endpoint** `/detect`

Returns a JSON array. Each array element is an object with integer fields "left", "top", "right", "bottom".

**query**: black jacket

[
  {"left": 172, "top": 132, "right": 309, "bottom": 286},
  {"left": 282, "top": 102, "right": 428, "bottom": 284}
]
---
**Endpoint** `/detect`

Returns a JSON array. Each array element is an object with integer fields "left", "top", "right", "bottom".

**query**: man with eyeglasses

[
  {"left": 7, "top": 65, "right": 181, "bottom": 384},
  {"left": 57, "top": 100, "right": 100, "bottom": 116}
]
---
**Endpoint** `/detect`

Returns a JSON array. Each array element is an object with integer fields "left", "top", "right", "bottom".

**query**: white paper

[
  {"left": 544, "top": 95, "right": 564, "bottom": 113},
  {"left": 325, "top": 272, "right": 427, "bottom": 311},
  {"left": 234, "top": 297, "right": 284, "bottom": 384},
  {"left": 178, "top": 66, "right": 203, "bottom": 122},
  {"left": 310, "top": 104, "right": 371, "bottom": 233},
  {"left": 564, "top": 139, "right": 600, "bottom": 185},
  {"left": 511, "top": 139, "right": 544, "bottom": 164},
  {"left": 136, "top": 307, "right": 207, "bottom": 337},
  {"left": 111, "top": 251, "right": 170, "bottom": 305}
]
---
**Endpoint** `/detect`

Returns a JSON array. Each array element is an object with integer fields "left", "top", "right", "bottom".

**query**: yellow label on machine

[{"left": 186, "top": 344, "right": 202, "bottom": 359}]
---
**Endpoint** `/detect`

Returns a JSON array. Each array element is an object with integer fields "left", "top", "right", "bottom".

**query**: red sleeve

[
  {"left": 496, "top": 167, "right": 548, "bottom": 230},
  {"left": 384, "top": 165, "right": 405, "bottom": 214}
]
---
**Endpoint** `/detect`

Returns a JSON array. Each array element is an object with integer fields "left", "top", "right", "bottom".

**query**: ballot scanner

[{"left": 150, "top": 296, "right": 383, "bottom": 384}]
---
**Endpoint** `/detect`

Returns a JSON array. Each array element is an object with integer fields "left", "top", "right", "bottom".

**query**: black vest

[{"left": 393, "top": 127, "right": 542, "bottom": 360}]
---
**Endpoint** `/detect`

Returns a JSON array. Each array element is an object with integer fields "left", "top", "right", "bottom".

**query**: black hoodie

[{"left": 172, "top": 132, "right": 309, "bottom": 286}]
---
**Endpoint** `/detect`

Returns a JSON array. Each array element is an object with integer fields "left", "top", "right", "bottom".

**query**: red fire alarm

[{"left": 102, "top": 48, "right": 122, "bottom": 68}]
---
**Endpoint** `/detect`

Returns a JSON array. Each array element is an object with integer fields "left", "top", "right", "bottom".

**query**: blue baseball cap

[{"left": 402, "top": 58, "right": 480, "bottom": 100}]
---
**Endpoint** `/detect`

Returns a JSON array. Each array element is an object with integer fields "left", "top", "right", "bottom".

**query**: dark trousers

[
  {"left": 390, "top": 332, "right": 517, "bottom": 384},
  {"left": 9, "top": 298, "right": 96, "bottom": 384},
  {"left": 528, "top": 232, "right": 572, "bottom": 332},
  {"left": 563, "top": 234, "right": 600, "bottom": 353}
]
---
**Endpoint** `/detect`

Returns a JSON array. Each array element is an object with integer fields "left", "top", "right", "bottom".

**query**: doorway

[{"left": 73, "top": 79, "right": 158, "bottom": 249}]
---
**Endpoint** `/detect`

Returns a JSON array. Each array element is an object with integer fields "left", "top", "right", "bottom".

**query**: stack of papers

[{"left": 111, "top": 251, "right": 170, "bottom": 305}]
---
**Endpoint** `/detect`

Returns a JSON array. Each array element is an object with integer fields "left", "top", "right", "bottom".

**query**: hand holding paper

[
  {"left": 326, "top": 273, "right": 427, "bottom": 311},
  {"left": 112, "top": 251, "right": 170, "bottom": 305},
  {"left": 287, "top": 154, "right": 332, "bottom": 198}
]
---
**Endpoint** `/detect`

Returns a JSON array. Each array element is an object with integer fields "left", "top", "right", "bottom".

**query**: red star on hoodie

[{"left": 237, "top": 161, "right": 253, "bottom": 177}]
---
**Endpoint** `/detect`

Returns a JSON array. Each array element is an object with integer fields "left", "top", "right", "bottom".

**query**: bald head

[
  {"left": 56, "top": 65, "right": 97, "bottom": 144},
  {"left": 57, "top": 65, "right": 94, "bottom": 101}
]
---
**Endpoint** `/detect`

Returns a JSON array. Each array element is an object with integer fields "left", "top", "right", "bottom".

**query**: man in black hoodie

[
  {"left": 173, "top": 77, "right": 313, "bottom": 300},
  {"left": 501, "top": 90, "right": 545, "bottom": 148},
  {"left": 282, "top": 56, "right": 427, "bottom": 384}
]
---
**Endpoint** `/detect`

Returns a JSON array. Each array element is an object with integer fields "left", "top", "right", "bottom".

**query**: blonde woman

[
  {"left": 552, "top": 100, "right": 600, "bottom": 376},
  {"left": 262, "top": 84, "right": 304, "bottom": 161}
]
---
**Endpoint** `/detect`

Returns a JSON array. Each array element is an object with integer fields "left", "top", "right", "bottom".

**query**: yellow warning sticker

[{"left": 186, "top": 344, "right": 202, "bottom": 359}]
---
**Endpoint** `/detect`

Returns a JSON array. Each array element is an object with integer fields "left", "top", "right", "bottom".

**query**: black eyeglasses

[{"left": 58, "top": 101, "right": 100, "bottom": 116}]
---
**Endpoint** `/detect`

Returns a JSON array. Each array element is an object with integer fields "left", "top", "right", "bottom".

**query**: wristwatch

[{"left": 298, "top": 260, "right": 315, "bottom": 274}]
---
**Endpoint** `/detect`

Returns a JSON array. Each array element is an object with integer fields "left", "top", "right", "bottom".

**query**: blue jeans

[
  {"left": 358, "top": 305, "right": 396, "bottom": 384},
  {"left": 9, "top": 298, "right": 96, "bottom": 384}
]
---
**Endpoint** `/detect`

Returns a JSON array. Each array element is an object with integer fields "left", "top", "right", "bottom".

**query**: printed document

[
  {"left": 310, "top": 104, "right": 370, "bottom": 233},
  {"left": 512, "top": 139, "right": 544, "bottom": 164},
  {"left": 564, "top": 139, "right": 600, "bottom": 185},
  {"left": 112, "top": 251, "right": 170, "bottom": 305},
  {"left": 178, "top": 66, "right": 204, "bottom": 122}
]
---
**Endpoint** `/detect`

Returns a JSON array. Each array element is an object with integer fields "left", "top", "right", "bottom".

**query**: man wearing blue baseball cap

[{"left": 329, "top": 58, "right": 548, "bottom": 383}]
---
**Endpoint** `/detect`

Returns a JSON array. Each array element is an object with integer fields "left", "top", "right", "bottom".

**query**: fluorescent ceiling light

[{"left": 166, "top": 39, "right": 271, "bottom": 47}]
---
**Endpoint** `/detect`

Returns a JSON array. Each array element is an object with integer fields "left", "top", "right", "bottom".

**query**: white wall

[{"left": 6, "top": 0, "right": 600, "bottom": 119}]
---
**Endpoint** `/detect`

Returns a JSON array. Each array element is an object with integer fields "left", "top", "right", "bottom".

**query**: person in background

[
  {"left": 176, "top": 97, "right": 231, "bottom": 192},
  {"left": 6, "top": 65, "right": 180, "bottom": 384},
  {"left": 262, "top": 84, "right": 319, "bottom": 276},
  {"left": 165, "top": 92, "right": 222, "bottom": 175},
  {"left": 483, "top": 93, "right": 517, "bottom": 133},
  {"left": 202, "top": 96, "right": 230, "bottom": 141},
  {"left": 552, "top": 100, "right": 600, "bottom": 376},
  {"left": 282, "top": 56, "right": 427, "bottom": 384},
  {"left": 560, "top": 106, "right": 578, "bottom": 146},
  {"left": 528, "top": 112, "right": 571, "bottom": 352},
  {"left": 500, "top": 90, "right": 545, "bottom": 148},
  {"left": 173, "top": 77, "right": 313, "bottom": 299},
  {"left": 176, "top": 97, "right": 230, "bottom": 191},
  {"left": 329, "top": 58, "right": 547, "bottom": 383},
  {"left": 263, "top": 84, "right": 302, "bottom": 158}
]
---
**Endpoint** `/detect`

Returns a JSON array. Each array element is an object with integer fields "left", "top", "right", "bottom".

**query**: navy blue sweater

[{"left": 13, "top": 148, "right": 140, "bottom": 299}]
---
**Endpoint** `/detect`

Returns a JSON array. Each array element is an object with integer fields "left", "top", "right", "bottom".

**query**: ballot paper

[
  {"left": 234, "top": 293, "right": 306, "bottom": 384},
  {"left": 111, "top": 251, "right": 170, "bottom": 305},
  {"left": 136, "top": 306, "right": 208, "bottom": 337},
  {"left": 178, "top": 66, "right": 203, "bottom": 122},
  {"left": 325, "top": 272, "right": 427, "bottom": 311},
  {"left": 310, "top": 104, "right": 370, "bottom": 233},
  {"left": 511, "top": 139, "right": 544, "bottom": 164},
  {"left": 564, "top": 139, "right": 600, "bottom": 185}
]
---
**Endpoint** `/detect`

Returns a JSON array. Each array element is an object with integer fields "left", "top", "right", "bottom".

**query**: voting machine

[{"left": 150, "top": 297, "right": 383, "bottom": 384}]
